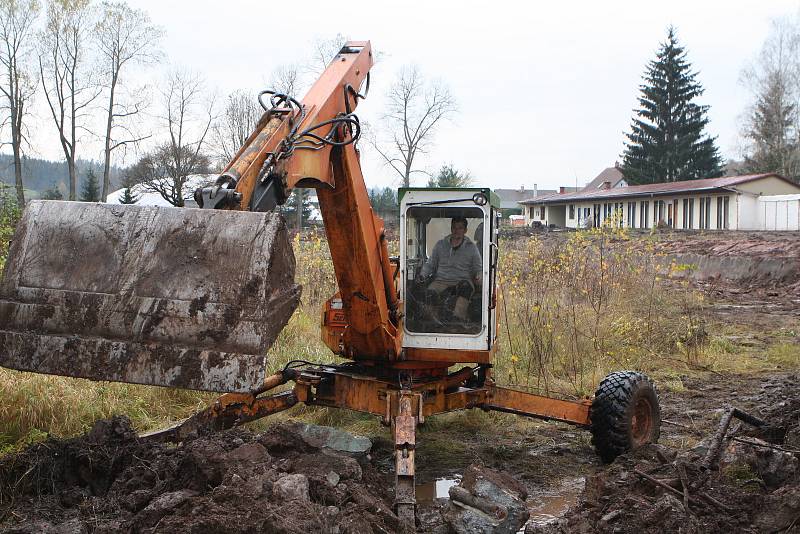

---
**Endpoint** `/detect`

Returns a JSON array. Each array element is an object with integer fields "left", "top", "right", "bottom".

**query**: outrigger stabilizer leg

[
  {"left": 141, "top": 369, "right": 300, "bottom": 442},
  {"left": 393, "top": 391, "right": 419, "bottom": 526}
]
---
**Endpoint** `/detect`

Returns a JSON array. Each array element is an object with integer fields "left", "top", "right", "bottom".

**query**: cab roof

[{"left": 398, "top": 187, "right": 502, "bottom": 209}]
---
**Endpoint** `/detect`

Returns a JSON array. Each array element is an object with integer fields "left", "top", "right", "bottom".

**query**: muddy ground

[
  {"left": 0, "top": 231, "right": 798, "bottom": 533},
  {"left": 0, "top": 370, "right": 795, "bottom": 533}
]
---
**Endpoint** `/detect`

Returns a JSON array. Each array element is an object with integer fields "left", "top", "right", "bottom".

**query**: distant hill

[{"left": 0, "top": 154, "right": 125, "bottom": 197}]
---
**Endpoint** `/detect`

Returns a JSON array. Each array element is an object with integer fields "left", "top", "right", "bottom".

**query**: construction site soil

[{"left": 0, "top": 231, "right": 797, "bottom": 533}]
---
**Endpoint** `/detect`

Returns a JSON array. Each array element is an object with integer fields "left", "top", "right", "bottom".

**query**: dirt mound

[
  {"left": 650, "top": 232, "right": 800, "bottom": 260},
  {"left": 0, "top": 419, "right": 407, "bottom": 534},
  {"left": 559, "top": 375, "right": 800, "bottom": 533}
]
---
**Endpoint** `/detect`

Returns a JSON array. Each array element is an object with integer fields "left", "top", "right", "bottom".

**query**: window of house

[
  {"left": 529, "top": 207, "right": 534, "bottom": 218},
  {"left": 640, "top": 200, "right": 649, "bottom": 229},
  {"left": 716, "top": 197, "right": 723, "bottom": 229},
  {"left": 671, "top": 200, "right": 678, "bottom": 228},
  {"left": 700, "top": 198, "right": 705, "bottom": 229},
  {"left": 627, "top": 202, "right": 636, "bottom": 228},
  {"left": 699, "top": 197, "right": 711, "bottom": 229},
  {"left": 723, "top": 196, "right": 729, "bottom": 229},
  {"left": 568, "top": 204, "right": 575, "bottom": 219},
  {"left": 688, "top": 198, "right": 694, "bottom": 229},
  {"left": 593, "top": 204, "right": 601, "bottom": 228},
  {"left": 539, "top": 206, "right": 545, "bottom": 219},
  {"left": 682, "top": 199, "right": 688, "bottom": 229}
]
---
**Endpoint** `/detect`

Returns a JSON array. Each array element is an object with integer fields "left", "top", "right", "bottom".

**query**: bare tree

[
  {"left": 39, "top": 0, "right": 100, "bottom": 201},
  {"left": 134, "top": 143, "right": 211, "bottom": 206},
  {"left": 269, "top": 63, "right": 301, "bottom": 97},
  {"left": 307, "top": 33, "right": 347, "bottom": 76},
  {"left": 95, "top": 0, "right": 163, "bottom": 201},
  {"left": 0, "top": 0, "right": 40, "bottom": 207},
  {"left": 140, "top": 70, "right": 215, "bottom": 207},
  {"left": 371, "top": 66, "right": 457, "bottom": 186},
  {"left": 210, "top": 89, "right": 261, "bottom": 165},
  {"left": 740, "top": 17, "right": 800, "bottom": 181}
]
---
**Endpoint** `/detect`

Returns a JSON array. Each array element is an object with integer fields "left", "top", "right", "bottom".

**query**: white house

[{"left": 519, "top": 173, "right": 800, "bottom": 231}]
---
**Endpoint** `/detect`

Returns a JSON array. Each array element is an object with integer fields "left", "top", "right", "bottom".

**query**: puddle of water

[
  {"left": 524, "top": 477, "right": 585, "bottom": 529},
  {"left": 416, "top": 476, "right": 460, "bottom": 503}
]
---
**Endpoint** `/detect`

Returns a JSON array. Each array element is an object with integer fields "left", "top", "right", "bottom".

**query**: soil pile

[
  {"left": 650, "top": 231, "right": 800, "bottom": 260},
  {"left": 558, "top": 374, "right": 800, "bottom": 533},
  {"left": 0, "top": 419, "right": 407, "bottom": 534}
]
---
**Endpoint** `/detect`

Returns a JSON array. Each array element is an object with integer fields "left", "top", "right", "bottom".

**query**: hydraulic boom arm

[{"left": 196, "top": 41, "right": 402, "bottom": 362}]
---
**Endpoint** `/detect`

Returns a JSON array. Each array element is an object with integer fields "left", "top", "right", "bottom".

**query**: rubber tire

[{"left": 590, "top": 371, "right": 661, "bottom": 463}]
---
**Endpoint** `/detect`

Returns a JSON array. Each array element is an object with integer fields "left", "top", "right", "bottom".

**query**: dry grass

[
  {"left": 496, "top": 226, "right": 707, "bottom": 397},
  {"left": 0, "top": 218, "right": 795, "bottom": 452}
]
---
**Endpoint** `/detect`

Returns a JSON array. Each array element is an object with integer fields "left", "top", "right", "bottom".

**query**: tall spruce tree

[
  {"left": 80, "top": 169, "right": 100, "bottom": 202},
  {"left": 622, "top": 27, "right": 723, "bottom": 184},
  {"left": 742, "top": 71, "right": 799, "bottom": 180}
]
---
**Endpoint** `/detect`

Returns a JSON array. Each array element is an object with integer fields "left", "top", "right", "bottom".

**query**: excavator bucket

[{"left": 0, "top": 201, "right": 301, "bottom": 393}]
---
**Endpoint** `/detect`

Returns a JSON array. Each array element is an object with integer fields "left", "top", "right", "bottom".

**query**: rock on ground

[
  {"left": 0, "top": 418, "right": 409, "bottom": 534},
  {"left": 443, "top": 464, "right": 530, "bottom": 534}
]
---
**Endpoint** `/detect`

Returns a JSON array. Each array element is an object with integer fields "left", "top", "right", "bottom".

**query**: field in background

[{"left": 0, "top": 203, "right": 798, "bottom": 451}]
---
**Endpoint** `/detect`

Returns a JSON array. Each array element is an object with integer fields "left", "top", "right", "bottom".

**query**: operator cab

[{"left": 399, "top": 188, "right": 500, "bottom": 353}]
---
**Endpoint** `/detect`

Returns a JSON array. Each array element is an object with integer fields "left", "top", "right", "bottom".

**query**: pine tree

[
  {"left": 743, "top": 71, "right": 800, "bottom": 180},
  {"left": 119, "top": 187, "right": 140, "bottom": 204},
  {"left": 427, "top": 164, "right": 472, "bottom": 187},
  {"left": 80, "top": 168, "right": 100, "bottom": 202},
  {"left": 622, "top": 27, "right": 723, "bottom": 184}
]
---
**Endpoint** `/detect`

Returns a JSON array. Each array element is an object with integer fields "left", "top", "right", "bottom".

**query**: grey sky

[{"left": 30, "top": 0, "right": 800, "bottom": 191}]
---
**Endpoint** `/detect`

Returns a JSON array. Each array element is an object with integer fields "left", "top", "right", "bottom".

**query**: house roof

[
  {"left": 495, "top": 187, "right": 553, "bottom": 205},
  {"left": 495, "top": 187, "right": 556, "bottom": 209},
  {"left": 519, "top": 174, "right": 798, "bottom": 205},
  {"left": 582, "top": 166, "right": 626, "bottom": 190}
]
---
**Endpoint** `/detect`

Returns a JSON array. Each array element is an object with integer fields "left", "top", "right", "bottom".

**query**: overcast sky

[{"left": 29, "top": 0, "right": 800, "bottom": 191}]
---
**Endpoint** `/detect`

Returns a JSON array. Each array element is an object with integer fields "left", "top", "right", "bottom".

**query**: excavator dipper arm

[
  {"left": 0, "top": 41, "right": 397, "bottom": 392},
  {"left": 198, "top": 41, "right": 401, "bottom": 362}
]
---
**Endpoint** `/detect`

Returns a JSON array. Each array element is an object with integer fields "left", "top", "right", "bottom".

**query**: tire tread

[{"left": 590, "top": 371, "right": 660, "bottom": 463}]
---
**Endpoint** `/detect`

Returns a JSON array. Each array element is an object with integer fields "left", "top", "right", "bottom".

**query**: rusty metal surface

[
  {"left": 143, "top": 390, "right": 298, "bottom": 442},
  {"left": 484, "top": 385, "right": 592, "bottom": 426},
  {"left": 393, "top": 392, "right": 417, "bottom": 525},
  {"left": 0, "top": 201, "right": 301, "bottom": 392}
]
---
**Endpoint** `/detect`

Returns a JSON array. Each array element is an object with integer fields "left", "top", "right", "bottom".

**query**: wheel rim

[{"left": 631, "top": 396, "right": 654, "bottom": 445}]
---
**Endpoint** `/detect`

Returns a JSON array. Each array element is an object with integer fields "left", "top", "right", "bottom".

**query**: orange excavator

[{"left": 0, "top": 41, "right": 660, "bottom": 526}]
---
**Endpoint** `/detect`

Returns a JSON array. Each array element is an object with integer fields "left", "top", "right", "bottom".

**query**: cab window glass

[{"left": 405, "top": 206, "right": 484, "bottom": 334}]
